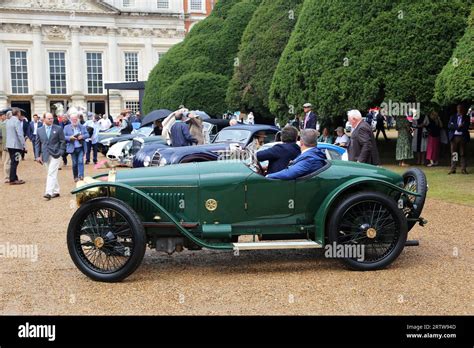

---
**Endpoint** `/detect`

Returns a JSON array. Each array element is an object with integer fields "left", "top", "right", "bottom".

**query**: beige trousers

[{"left": 2, "top": 149, "right": 10, "bottom": 181}]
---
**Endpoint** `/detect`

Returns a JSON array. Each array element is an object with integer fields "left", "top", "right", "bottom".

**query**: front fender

[
  {"left": 72, "top": 182, "right": 232, "bottom": 250},
  {"left": 314, "top": 177, "right": 420, "bottom": 244}
]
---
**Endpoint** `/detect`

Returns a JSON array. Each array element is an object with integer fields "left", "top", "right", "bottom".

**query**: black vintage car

[{"left": 133, "top": 124, "right": 279, "bottom": 168}]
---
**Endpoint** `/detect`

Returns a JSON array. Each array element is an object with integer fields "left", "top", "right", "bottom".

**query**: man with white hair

[
  {"left": 347, "top": 109, "right": 380, "bottom": 165},
  {"left": 64, "top": 113, "right": 89, "bottom": 182}
]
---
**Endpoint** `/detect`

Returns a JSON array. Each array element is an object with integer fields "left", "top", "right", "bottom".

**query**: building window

[
  {"left": 49, "top": 51, "right": 67, "bottom": 95},
  {"left": 86, "top": 52, "right": 103, "bottom": 94},
  {"left": 125, "top": 101, "right": 140, "bottom": 113},
  {"left": 190, "top": 0, "right": 203, "bottom": 11},
  {"left": 124, "top": 52, "right": 138, "bottom": 82},
  {"left": 10, "top": 51, "right": 29, "bottom": 94},
  {"left": 157, "top": 52, "right": 166, "bottom": 63},
  {"left": 123, "top": 0, "right": 134, "bottom": 7},
  {"left": 157, "top": 0, "right": 169, "bottom": 9}
]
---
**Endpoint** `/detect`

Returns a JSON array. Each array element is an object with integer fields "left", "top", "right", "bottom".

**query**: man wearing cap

[{"left": 302, "top": 103, "right": 317, "bottom": 130}]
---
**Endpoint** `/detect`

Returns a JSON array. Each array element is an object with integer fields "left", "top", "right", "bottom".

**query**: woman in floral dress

[{"left": 396, "top": 116, "right": 414, "bottom": 167}]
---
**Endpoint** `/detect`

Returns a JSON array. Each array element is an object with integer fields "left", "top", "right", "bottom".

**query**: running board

[{"left": 233, "top": 240, "right": 322, "bottom": 251}]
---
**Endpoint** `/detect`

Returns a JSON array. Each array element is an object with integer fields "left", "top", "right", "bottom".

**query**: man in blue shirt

[
  {"left": 267, "top": 129, "right": 327, "bottom": 180},
  {"left": 256, "top": 126, "right": 301, "bottom": 175},
  {"left": 170, "top": 113, "right": 197, "bottom": 147}
]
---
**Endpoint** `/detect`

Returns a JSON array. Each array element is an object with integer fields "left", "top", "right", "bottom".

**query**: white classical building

[{"left": 0, "top": 0, "right": 212, "bottom": 119}]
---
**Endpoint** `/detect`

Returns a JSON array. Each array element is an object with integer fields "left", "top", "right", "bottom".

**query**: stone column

[
  {"left": 70, "top": 25, "right": 85, "bottom": 108},
  {"left": 106, "top": 27, "right": 121, "bottom": 118},
  {"left": 0, "top": 47, "right": 7, "bottom": 109},
  {"left": 144, "top": 36, "right": 155, "bottom": 79},
  {"left": 31, "top": 24, "right": 47, "bottom": 115}
]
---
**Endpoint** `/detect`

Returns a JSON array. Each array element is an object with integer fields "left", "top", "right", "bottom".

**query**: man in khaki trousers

[
  {"left": 0, "top": 111, "right": 11, "bottom": 183},
  {"left": 34, "top": 113, "right": 66, "bottom": 200}
]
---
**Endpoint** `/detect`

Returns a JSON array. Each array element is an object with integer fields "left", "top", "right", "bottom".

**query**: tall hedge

[
  {"left": 143, "top": 0, "right": 262, "bottom": 115},
  {"left": 434, "top": 6, "right": 474, "bottom": 106},
  {"left": 225, "top": 0, "right": 304, "bottom": 117},
  {"left": 269, "top": 0, "right": 471, "bottom": 124},
  {"left": 160, "top": 72, "right": 229, "bottom": 116}
]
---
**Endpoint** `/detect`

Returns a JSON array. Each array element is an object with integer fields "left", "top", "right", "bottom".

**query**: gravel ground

[{"left": 0, "top": 145, "right": 473, "bottom": 315}]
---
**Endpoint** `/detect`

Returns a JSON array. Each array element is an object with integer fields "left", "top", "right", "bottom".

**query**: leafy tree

[
  {"left": 269, "top": 0, "right": 471, "bottom": 125},
  {"left": 226, "top": 0, "right": 304, "bottom": 117},
  {"left": 143, "top": 0, "right": 261, "bottom": 114},
  {"left": 434, "top": 6, "right": 473, "bottom": 106},
  {"left": 160, "top": 72, "right": 229, "bottom": 116}
]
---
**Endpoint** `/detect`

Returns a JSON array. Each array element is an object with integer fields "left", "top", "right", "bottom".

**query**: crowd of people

[
  {"left": 0, "top": 107, "right": 141, "bottom": 201},
  {"left": 0, "top": 101, "right": 470, "bottom": 200},
  {"left": 286, "top": 103, "right": 470, "bottom": 174}
]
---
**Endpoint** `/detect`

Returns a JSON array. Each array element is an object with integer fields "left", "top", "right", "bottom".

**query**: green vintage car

[{"left": 67, "top": 158, "right": 428, "bottom": 282}]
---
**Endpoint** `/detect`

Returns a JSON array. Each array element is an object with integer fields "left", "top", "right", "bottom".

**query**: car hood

[{"left": 116, "top": 160, "right": 251, "bottom": 187}]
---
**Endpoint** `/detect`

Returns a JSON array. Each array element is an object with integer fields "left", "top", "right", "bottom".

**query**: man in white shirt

[
  {"left": 29, "top": 114, "right": 43, "bottom": 147},
  {"left": 98, "top": 114, "right": 112, "bottom": 131}
]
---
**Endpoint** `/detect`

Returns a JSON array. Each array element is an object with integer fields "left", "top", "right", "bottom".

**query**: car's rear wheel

[
  {"left": 402, "top": 168, "right": 427, "bottom": 230},
  {"left": 328, "top": 191, "right": 408, "bottom": 271},
  {"left": 67, "top": 197, "right": 146, "bottom": 282}
]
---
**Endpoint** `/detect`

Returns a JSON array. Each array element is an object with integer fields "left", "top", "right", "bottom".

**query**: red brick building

[{"left": 183, "top": 0, "right": 215, "bottom": 33}]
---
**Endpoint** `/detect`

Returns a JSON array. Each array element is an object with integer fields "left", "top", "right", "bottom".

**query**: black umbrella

[
  {"left": 0, "top": 107, "right": 12, "bottom": 115},
  {"left": 141, "top": 109, "right": 173, "bottom": 126}
]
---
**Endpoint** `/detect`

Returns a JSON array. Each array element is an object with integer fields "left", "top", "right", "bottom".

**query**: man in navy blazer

[
  {"left": 170, "top": 113, "right": 197, "bottom": 147},
  {"left": 302, "top": 103, "right": 317, "bottom": 130},
  {"left": 29, "top": 114, "right": 43, "bottom": 145},
  {"left": 256, "top": 126, "right": 301, "bottom": 174},
  {"left": 267, "top": 129, "right": 327, "bottom": 180},
  {"left": 448, "top": 104, "right": 470, "bottom": 174}
]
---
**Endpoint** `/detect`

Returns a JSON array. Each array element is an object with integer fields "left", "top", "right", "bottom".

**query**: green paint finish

[{"left": 73, "top": 159, "right": 416, "bottom": 249}]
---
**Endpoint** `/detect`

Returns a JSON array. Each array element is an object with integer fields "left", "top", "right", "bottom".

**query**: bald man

[{"left": 35, "top": 113, "right": 66, "bottom": 200}]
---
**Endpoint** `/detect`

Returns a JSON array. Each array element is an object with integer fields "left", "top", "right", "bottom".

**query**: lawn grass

[
  {"left": 375, "top": 129, "right": 474, "bottom": 207},
  {"left": 384, "top": 164, "right": 474, "bottom": 207}
]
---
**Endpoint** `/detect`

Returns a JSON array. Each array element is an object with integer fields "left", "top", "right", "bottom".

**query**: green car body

[{"left": 68, "top": 158, "right": 427, "bottom": 281}]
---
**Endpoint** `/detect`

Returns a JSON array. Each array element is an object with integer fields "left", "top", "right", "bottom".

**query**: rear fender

[{"left": 314, "top": 177, "right": 420, "bottom": 244}]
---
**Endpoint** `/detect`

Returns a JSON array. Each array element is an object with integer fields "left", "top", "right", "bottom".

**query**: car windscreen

[{"left": 213, "top": 129, "right": 251, "bottom": 143}]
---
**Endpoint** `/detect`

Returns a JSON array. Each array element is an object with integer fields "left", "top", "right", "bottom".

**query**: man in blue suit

[
  {"left": 29, "top": 114, "right": 43, "bottom": 147},
  {"left": 448, "top": 104, "right": 470, "bottom": 174},
  {"left": 256, "top": 126, "right": 301, "bottom": 175},
  {"left": 170, "top": 113, "right": 197, "bottom": 147},
  {"left": 64, "top": 114, "right": 89, "bottom": 182},
  {"left": 267, "top": 129, "right": 327, "bottom": 180}
]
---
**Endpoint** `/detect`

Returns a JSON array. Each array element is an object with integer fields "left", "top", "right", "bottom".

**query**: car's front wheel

[
  {"left": 328, "top": 191, "right": 408, "bottom": 271},
  {"left": 67, "top": 197, "right": 146, "bottom": 282}
]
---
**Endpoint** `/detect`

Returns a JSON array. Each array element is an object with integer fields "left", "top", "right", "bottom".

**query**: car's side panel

[{"left": 72, "top": 182, "right": 233, "bottom": 250}]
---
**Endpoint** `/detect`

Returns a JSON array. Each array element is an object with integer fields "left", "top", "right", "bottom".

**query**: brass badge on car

[{"left": 205, "top": 199, "right": 218, "bottom": 211}]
